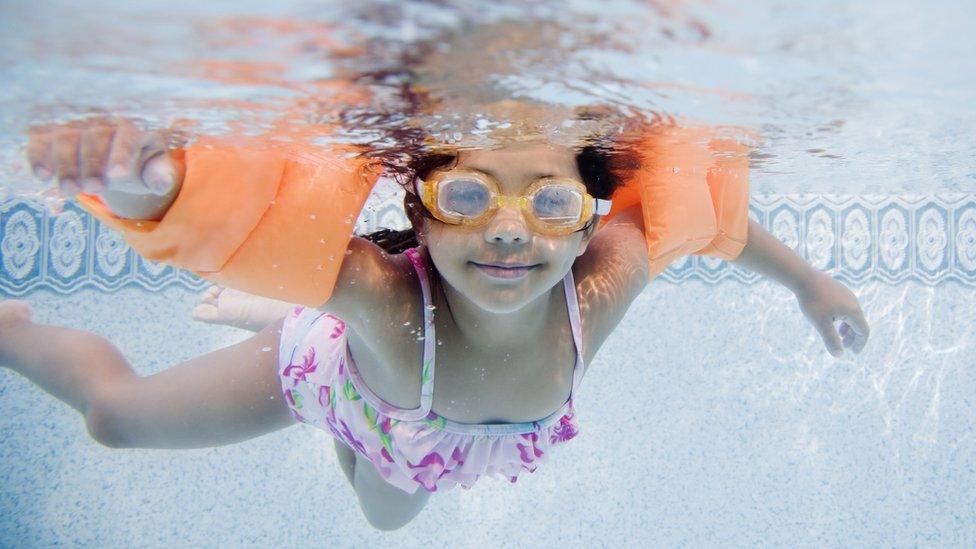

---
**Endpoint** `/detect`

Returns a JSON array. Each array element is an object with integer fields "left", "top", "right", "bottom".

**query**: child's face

[{"left": 420, "top": 142, "right": 594, "bottom": 313}]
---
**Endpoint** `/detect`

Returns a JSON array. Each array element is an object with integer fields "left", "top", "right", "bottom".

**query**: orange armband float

[
  {"left": 601, "top": 125, "right": 751, "bottom": 280},
  {"left": 77, "top": 139, "right": 381, "bottom": 307}
]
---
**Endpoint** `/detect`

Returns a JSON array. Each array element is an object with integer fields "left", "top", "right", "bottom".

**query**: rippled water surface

[{"left": 1, "top": 0, "right": 974, "bottom": 197}]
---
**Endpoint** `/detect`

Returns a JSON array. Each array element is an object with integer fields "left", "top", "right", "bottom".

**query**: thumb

[
  {"left": 140, "top": 153, "right": 180, "bottom": 196},
  {"left": 192, "top": 303, "right": 219, "bottom": 322},
  {"left": 814, "top": 317, "right": 844, "bottom": 358}
]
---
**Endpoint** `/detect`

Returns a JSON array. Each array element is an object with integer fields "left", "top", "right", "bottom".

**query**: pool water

[{"left": 1, "top": 0, "right": 975, "bottom": 546}]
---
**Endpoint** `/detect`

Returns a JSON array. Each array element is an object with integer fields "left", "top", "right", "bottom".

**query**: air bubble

[
  {"left": 261, "top": 346, "right": 271, "bottom": 352},
  {"left": 309, "top": 214, "right": 316, "bottom": 220}
]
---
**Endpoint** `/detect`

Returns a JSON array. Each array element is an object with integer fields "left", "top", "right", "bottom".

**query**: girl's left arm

[{"left": 731, "top": 219, "right": 870, "bottom": 356}]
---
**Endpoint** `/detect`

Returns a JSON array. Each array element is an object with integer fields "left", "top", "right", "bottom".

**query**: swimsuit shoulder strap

[
  {"left": 562, "top": 267, "right": 585, "bottom": 399},
  {"left": 403, "top": 247, "right": 436, "bottom": 415}
]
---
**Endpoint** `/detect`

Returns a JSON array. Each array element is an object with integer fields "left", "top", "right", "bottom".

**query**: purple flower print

[
  {"left": 408, "top": 451, "right": 447, "bottom": 492},
  {"left": 282, "top": 347, "right": 318, "bottom": 381},
  {"left": 517, "top": 432, "right": 544, "bottom": 464},
  {"left": 406, "top": 445, "right": 468, "bottom": 491},
  {"left": 338, "top": 419, "right": 368, "bottom": 456},
  {"left": 550, "top": 414, "right": 579, "bottom": 444},
  {"left": 328, "top": 317, "right": 346, "bottom": 339},
  {"left": 450, "top": 446, "right": 465, "bottom": 467},
  {"left": 325, "top": 415, "right": 343, "bottom": 440},
  {"left": 318, "top": 385, "right": 330, "bottom": 408},
  {"left": 291, "top": 306, "right": 304, "bottom": 318}
]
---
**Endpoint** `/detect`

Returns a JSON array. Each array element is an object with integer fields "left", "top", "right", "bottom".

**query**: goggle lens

[
  {"left": 532, "top": 184, "right": 583, "bottom": 224},
  {"left": 438, "top": 178, "right": 491, "bottom": 217}
]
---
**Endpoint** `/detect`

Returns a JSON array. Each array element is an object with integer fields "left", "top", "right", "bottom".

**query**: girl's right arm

[{"left": 26, "top": 117, "right": 401, "bottom": 316}]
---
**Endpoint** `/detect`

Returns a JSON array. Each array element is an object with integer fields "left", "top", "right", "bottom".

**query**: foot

[
  {"left": 0, "top": 300, "right": 34, "bottom": 369},
  {"left": 192, "top": 285, "right": 296, "bottom": 332}
]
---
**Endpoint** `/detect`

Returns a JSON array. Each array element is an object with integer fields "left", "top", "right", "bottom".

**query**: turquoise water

[{"left": 1, "top": 0, "right": 975, "bottom": 546}]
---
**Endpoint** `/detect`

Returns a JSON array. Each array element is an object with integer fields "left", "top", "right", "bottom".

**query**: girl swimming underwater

[{"left": 2, "top": 116, "right": 869, "bottom": 531}]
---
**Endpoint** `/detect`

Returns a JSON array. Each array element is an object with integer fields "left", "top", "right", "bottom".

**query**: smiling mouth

[{"left": 470, "top": 262, "right": 540, "bottom": 279}]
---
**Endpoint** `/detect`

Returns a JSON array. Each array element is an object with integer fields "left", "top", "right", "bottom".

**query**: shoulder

[
  {"left": 571, "top": 208, "right": 649, "bottom": 360},
  {"left": 316, "top": 237, "right": 422, "bottom": 333}
]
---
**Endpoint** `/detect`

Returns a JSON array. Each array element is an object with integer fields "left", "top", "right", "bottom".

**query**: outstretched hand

[{"left": 794, "top": 272, "right": 870, "bottom": 357}]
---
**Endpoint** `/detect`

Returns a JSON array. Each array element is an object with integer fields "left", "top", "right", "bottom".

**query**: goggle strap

[{"left": 594, "top": 198, "right": 612, "bottom": 216}]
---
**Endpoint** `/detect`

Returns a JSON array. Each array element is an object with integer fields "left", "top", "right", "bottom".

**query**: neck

[{"left": 431, "top": 263, "right": 563, "bottom": 354}]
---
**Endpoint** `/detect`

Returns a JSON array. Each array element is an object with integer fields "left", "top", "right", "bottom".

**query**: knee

[
  {"left": 362, "top": 508, "right": 420, "bottom": 532},
  {"left": 85, "top": 389, "right": 130, "bottom": 449},
  {"left": 353, "top": 462, "right": 430, "bottom": 531}
]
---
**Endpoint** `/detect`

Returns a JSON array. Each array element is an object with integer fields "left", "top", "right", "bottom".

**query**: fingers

[
  {"left": 27, "top": 118, "right": 169, "bottom": 197},
  {"left": 813, "top": 316, "right": 844, "bottom": 358},
  {"left": 79, "top": 123, "right": 114, "bottom": 193},
  {"left": 198, "top": 286, "right": 223, "bottom": 306},
  {"left": 105, "top": 118, "right": 146, "bottom": 193},
  {"left": 192, "top": 303, "right": 219, "bottom": 323},
  {"left": 52, "top": 127, "right": 83, "bottom": 196},
  {"left": 26, "top": 126, "right": 54, "bottom": 181},
  {"left": 842, "top": 309, "right": 870, "bottom": 354}
]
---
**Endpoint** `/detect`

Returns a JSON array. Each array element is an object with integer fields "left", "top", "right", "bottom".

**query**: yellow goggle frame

[{"left": 416, "top": 169, "right": 612, "bottom": 236}]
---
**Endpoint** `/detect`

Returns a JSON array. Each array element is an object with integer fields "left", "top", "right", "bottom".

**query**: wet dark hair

[{"left": 359, "top": 144, "right": 635, "bottom": 254}]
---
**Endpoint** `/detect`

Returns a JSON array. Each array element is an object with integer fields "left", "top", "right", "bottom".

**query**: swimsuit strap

[
  {"left": 404, "top": 246, "right": 584, "bottom": 412},
  {"left": 403, "top": 247, "right": 436, "bottom": 416},
  {"left": 562, "top": 267, "right": 585, "bottom": 401}
]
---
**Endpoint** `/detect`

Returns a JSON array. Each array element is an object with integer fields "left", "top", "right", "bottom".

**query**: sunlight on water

[{"left": 2, "top": 0, "right": 974, "bottom": 201}]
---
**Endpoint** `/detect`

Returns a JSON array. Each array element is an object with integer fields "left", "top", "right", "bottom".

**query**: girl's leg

[
  {"left": 0, "top": 299, "right": 295, "bottom": 449},
  {"left": 352, "top": 452, "right": 431, "bottom": 531},
  {"left": 0, "top": 300, "right": 132, "bottom": 417},
  {"left": 334, "top": 438, "right": 356, "bottom": 486}
]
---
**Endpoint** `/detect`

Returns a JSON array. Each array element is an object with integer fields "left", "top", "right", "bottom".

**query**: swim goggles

[{"left": 416, "top": 169, "right": 613, "bottom": 236}]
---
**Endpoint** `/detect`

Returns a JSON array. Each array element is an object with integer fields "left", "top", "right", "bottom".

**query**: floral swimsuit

[{"left": 277, "top": 247, "right": 584, "bottom": 494}]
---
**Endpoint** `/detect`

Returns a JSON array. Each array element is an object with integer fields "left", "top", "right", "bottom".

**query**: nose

[{"left": 483, "top": 205, "right": 530, "bottom": 244}]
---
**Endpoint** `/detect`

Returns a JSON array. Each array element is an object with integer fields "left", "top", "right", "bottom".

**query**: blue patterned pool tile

[
  {"left": 44, "top": 202, "right": 90, "bottom": 287},
  {"left": 0, "top": 200, "right": 45, "bottom": 292},
  {"left": 804, "top": 204, "right": 837, "bottom": 272},
  {"left": 697, "top": 253, "right": 730, "bottom": 282},
  {"left": 914, "top": 202, "right": 950, "bottom": 283},
  {"left": 876, "top": 202, "right": 912, "bottom": 281},
  {"left": 768, "top": 203, "right": 803, "bottom": 257},
  {"left": 90, "top": 222, "right": 134, "bottom": 289},
  {"left": 135, "top": 254, "right": 178, "bottom": 288},
  {"left": 952, "top": 200, "right": 976, "bottom": 282},
  {"left": 664, "top": 252, "right": 694, "bottom": 282},
  {"left": 840, "top": 203, "right": 874, "bottom": 283}
]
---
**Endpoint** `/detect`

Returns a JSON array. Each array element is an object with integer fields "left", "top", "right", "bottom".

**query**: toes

[
  {"left": 0, "top": 300, "right": 34, "bottom": 328},
  {"left": 191, "top": 304, "right": 218, "bottom": 322}
]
